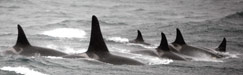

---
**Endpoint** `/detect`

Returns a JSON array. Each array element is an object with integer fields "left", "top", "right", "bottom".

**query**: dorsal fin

[
  {"left": 216, "top": 38, "right": 226, "bottom": 52},
  {"left": 135, "top": 30, "right": 144, "bottom": 42},
  {"left": 173, "top": 28, "right": 186, "bottom": 45},
  {"left": 14, "top": 25, "right": 31, "bottom": 47},
  {"left": 157, "top": 32, "right": 170, "bottom": 51},
  {"left": 87, "top": 15, "right": 109, "bottom": 53}
]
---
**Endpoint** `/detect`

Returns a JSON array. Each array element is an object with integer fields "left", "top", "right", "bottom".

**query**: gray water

[{"left": 0, "top": 0, "right": 243, "bottom": 75}]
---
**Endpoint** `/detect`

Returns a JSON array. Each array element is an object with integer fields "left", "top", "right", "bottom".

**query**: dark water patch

[
  {"left": 225, "top": 11, "right": 243, "bottom": 19},
  {"left": 134, "top": 8, "right": 145, "bottom": 12},
  {"left": 6, "top": 57, "right": 31, "bottom": 63},
  {"left": 0, "top": 5, "right": 21, "bottom": 9},
  {"left": 0, "top": 0, "right": 33, "bottom": 4},
  {"left": 82, "top": 4, "right": 110, "bottom": 9},
  {"left": 111, "top": 4, "right": 134, "bottom": 9},
  {"left": 0, "top": 56, "right": 36, "bottom": 66},
  {"left": 34, "top": 58, "right": 72, "bottom": 69},
  {"left": 220, "top": 11, "right": 243, "bottom": 24},
  {"left": 179, "top": 20, "right": 243, "bottom": 37},
  {"left": 78, "top": 58, "right": 105, "bottom": 65},
  {"left": 0, "top": 70, "right": 23, "bottom": 75},
  {"left": 0, "top": 32, "right": 15, "bottom": 36}
]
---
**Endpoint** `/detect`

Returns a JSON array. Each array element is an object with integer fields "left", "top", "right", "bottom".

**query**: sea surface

[{"left": 0, "top": 0, "right": 243, "bottom": 75}]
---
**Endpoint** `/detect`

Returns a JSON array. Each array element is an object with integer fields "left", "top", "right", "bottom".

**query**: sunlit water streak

[
  {"left": 0, "top": 66, "right": 49, "bottom": 75},
  {"left": 42, "top": 28, "right": 86, "bottom": 39}
]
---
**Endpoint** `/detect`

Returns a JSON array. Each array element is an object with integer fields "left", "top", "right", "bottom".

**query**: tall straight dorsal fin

[
  {"left": 87, "top": 15, "right": 109, "bottom": 53},
  {"left": 173, "top": 28, "right": 186, "bottom": 45},
  {"left": 14, "top": 25, "right": 31, "bottom": 47},
  {"left": 135, "top": 30, "right": 144, "bottom": 42},
  {"left": 216, "top": 38, "right": 226, "bottom": 52},
  {"left": 157, "top": 32, "right": 170, "bottom": 51}
]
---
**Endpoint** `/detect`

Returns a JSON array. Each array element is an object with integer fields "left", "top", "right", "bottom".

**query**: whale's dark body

[
  {"left": 155, "top": 28, "right": 227, "bottom": 60},
  {"left": 129, "top": 30, "right": 150, "bottom": 45},
  {"left": 156, "top": 32, "right": 188, "bottom": 60},
  {"left": 170, "top": 29, "right": 226, "bottom": 58},
  {"left": 63, "top": 16, "right": 143, "bottom": 65},
  {"left": 8, "top": 25, "right": 67, "bottom": 56}
]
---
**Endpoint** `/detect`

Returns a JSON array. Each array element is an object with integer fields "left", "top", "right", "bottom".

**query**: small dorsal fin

[
  {"left": 216, "top": 38, "right": 226, "bottom": 52},
  {"left": 157, "top": 32, "right": 170, "bottom": 51},
  {"left": 87, "top": 15, "right": 109, "bottom": 53},
  {"left": 14, "top": 25, "right": 31, "bottom": 47},
  {"left": 135, "top": 30, "right": 144, "bottom": 42},
  {"left": 173, "top": 28, "right": 186, "bottom": 45}
]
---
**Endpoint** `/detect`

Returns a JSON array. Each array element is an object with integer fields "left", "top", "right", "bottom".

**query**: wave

[
  {"left": 111, "top": 47, "right": 173, "bottom": 65},
  {"left": 136, "top": 55, "right": 173, "bottom": 65},
  {"left": 44, "top": 56, "right": 64, "bottom": 59},
  {"left": 0, "top": 32, "right": 15, "bottom": 36},
  {"left": 45, "top": 44, "right": 86, "bottom": 54},
  {"left": 221, "top": 11, "right": 243, "bottom": 24},
  {"left": 41, "top": 28, "right": 86, "bottom": 39},
  {"left": 62, "top": 46, "right": 86, "bottom": 54},
  {"left": 225, "top": 11, "right": 243, "bottom": 19},
  {"left": 0, "top": 66, "right": 48, "bottom": 75},
  {"left": 0, "top": 5, "right": 20, "bottom": 9},
  {"left": 107, "top": 37, "right": 129, "bottom": 43},
  {"left": 191, "top": 57, "right": 224, "bottom": 62},
  {"left": 0, "top": 0, "right": 33, "bottom": 4},
  {"left": 127, "top": 43, "right": 157, "bottom": 49},
  {"left": 218, "top": 52, "right": 240, "bottom": 59}
]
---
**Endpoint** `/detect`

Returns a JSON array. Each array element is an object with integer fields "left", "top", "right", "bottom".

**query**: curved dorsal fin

[
  {"left": 173, "top": 28, "right": 186, "bottom": 45},
  {"left": 157, "top": 32, "right": 170, "bottom": 51},
  {"left": 216, "top": 38, "right": 226, "bottom": 52},
  {"left": 87, "top": 15, "right": 109, "bottom": 53},
  {"left": 14, "top": 25, "right": 31, "bottom": 47},
  {"left": 135, "top": 30, "right": 144, "bottom": 42}
]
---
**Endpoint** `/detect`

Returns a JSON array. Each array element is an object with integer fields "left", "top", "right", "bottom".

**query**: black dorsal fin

[
  {"left": 14, "top": 25, "right": 31, "bottom": 47},
  {"left": 157, "top": 32, "right": 170, "bottom": 51},
  {"left": 87, "top": 15, "right": 109, "bottom": 53},
  {"left": 216, "top": 38, "right": 226, "bottom": 52},
  {"left": 135, "top": 30, "right": 144, "bottom": 42},
  {"left": 173, "top": 28, "right": 186, "bottom": 45}
]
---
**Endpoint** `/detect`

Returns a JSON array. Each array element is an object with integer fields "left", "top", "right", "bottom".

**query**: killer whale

[
  {"left": 156, "top": 32, "right": 188, "bottom": 60},
  {"left": 7, "top": 25, "right": 68, "bottom": 56},
  {"left": 170, "top": 28, "right": 226, "bottom": 58},
  {"left": 129, "top": 30, "right": 150, "bottom": 45},
  {"left": 129, "top": 32, "right": 189, "bottom": 60},
  {"left": 215, "top": 38, "right": 226, "bottom": 52},
  {"left": 132, "top": 29, "right": 227, "bottom": 60},
  {"left": 63, "top": 15, "right": 144, "bottom": 65}
]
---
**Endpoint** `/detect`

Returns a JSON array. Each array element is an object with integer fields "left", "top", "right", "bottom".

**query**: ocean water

[{"left": 0, "top": 0, "right": 243, "bottom": 75}]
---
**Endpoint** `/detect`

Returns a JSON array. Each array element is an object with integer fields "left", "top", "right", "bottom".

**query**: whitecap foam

[
  {"left": 127, "top": 43, "right": 157, "bottom": 49},
  {"left": 62, "top": 46, "right": 86, "bottom": 54},
  {"left": 107, "top": 37, "right": 129, "bottom": 43},
  {"left": 46, "top": 44, "right": 59, "bottom": 50},
  {"left": 45, "top": 56, "right": 64, "bottom": 59},
  {"left": 134, "top": 54, "right": 173, "bottom": 65},
  {"left": 0, "top": 66, "right": 49, "bottom": 75},
  {"left": 42, "top": 28, "right": 86, "bottom": 38},
  {"left": 218, "top": 52, "right": 239, "bottom": 59},
  {"left": 131, "top": 54, "right": 173, "bottom": 65},
  {"left": 111, "top": 47, "right": 173, "bottom": 65},
  {"left": 192, "top": 57, "right": 224, "bottom": 62},
  {"left": 46, "top": 44, "right": 86, "bottom": 54}
]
